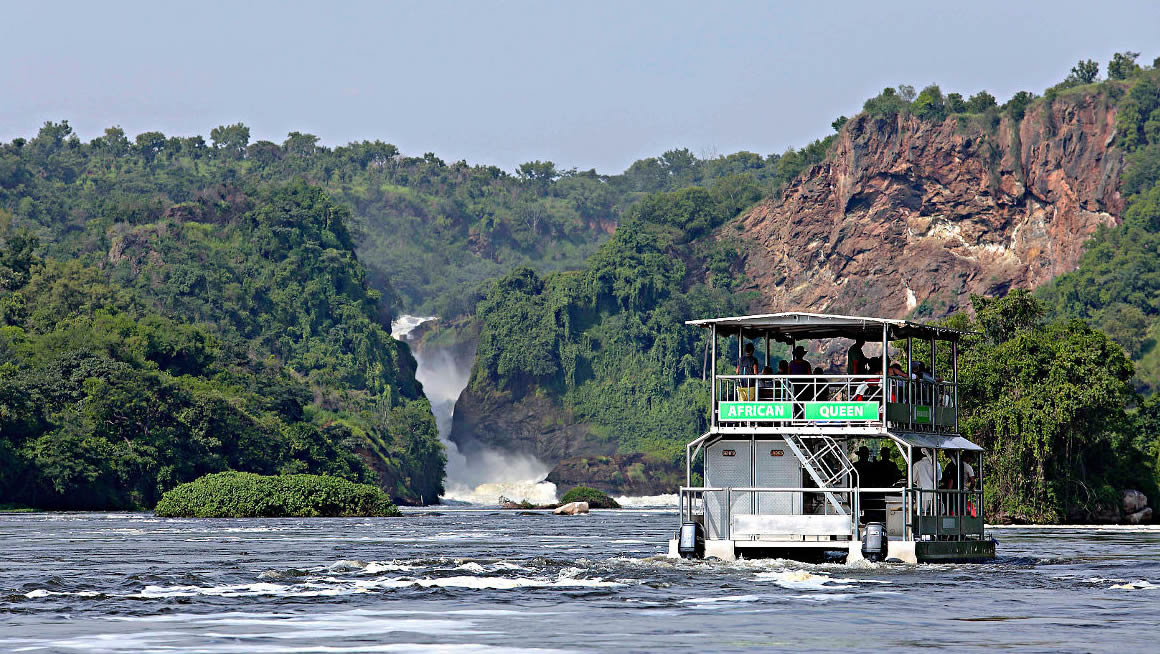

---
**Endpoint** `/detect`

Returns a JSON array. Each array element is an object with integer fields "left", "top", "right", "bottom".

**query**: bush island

[
  {"left": 154, "top": 471, "right": 401, "bottom": 518},
  {"left": 560, "top": 486, "right": 620, "bottom": 509}
]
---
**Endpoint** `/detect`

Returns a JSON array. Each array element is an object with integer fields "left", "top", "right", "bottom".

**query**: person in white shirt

[{"left": 913, "top": 449, "right": 941, "bottom": 515}]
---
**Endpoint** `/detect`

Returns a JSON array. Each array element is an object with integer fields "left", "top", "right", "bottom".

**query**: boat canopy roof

[
  {"left": 891, "top": 432, "right": 983, "bottom": 452},
  {"left": 685, "top": 312, "right": 975, "bottom": 342}
]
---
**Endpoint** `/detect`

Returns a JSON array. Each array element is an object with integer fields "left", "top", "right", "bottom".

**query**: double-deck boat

[{"left": 668, "top": 312, "right": 996, "bottom": 563}]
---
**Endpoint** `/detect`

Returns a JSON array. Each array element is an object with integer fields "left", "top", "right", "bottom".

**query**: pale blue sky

[{"left": 3, "top": 1, "right": 1157, "bottom": 172}]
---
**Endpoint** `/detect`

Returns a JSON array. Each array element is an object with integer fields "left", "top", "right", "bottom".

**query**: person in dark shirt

[
  {"left": 736, "top": 342, "right": 759, "bottom": 400},
  {"left": 813, "top": 366, "right": 831, "bottom": 401},
  {"left": 788, "top": 345, "right": 812, "bottom": 375},
  {"left": 847, "top": 338, "right": 867, "bottom": 375}
]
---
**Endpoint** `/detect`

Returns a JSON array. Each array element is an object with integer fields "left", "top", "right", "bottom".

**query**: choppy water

[{"left": 2, "top": 510, "right": 1158, "bottom": 653}]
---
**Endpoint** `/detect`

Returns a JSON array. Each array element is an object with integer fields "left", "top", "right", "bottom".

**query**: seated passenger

[
  {"left": 757, "top": 365, "right": 775, "bottom": 400},
  {"left": 854, "top": 358, "right": 884, "bottom": 400},
  {"left": 813, "top": 366, "right": 832, "bottom": 401},
  {"left": 776, "top": 360, "right": 791, "bottom": 400},
  {"left": 887, "top": 361, "right": 906, "bottom": 402}
]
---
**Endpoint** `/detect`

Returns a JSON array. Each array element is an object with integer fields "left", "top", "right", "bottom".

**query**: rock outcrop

[
  {"left": 739, "top": 94, "right": 1124, "bottom": 318},
  {"left": 450, "top": 388, "right": 615, "bottom": 464},
  {"left": 546, "top": 453, "right": 684, "bottom": 496}
]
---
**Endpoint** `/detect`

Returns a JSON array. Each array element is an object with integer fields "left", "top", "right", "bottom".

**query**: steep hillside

[
  {"left": 453, "top": 65, "right": 1158, "bottom": 498},
  {"left": 740, "top": 91, "right": 1123, "bottom": 319},
  {"left": 0, "top": 128, "right": 445, "bottom": 507}
]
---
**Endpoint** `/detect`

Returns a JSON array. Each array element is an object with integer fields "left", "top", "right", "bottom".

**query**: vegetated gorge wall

[
  {"left": 741, "top": 94, "right": 1124, "bottom": 317},
  {"left": 450, "top": 92, "right": 1126, "bottom": 496}
]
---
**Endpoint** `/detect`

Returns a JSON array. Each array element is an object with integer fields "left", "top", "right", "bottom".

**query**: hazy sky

[{"left": 3, "top": 1, "right": 1158, "bottom": 173}]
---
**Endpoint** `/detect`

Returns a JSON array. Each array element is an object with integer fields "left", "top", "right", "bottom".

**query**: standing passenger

[
  {"left": 914, "top": 449, "right": 942, "bottom": 515},
  {"left": 847, "top": 338, "right": 867, "bottom": 375},
  {"left": 736, "top": 343, "right": 758, "bottom": 401}
]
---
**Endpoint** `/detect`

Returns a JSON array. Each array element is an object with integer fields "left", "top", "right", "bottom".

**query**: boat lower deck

[{"left": 668, "top": 537, "right": 996, "bottom": 564}]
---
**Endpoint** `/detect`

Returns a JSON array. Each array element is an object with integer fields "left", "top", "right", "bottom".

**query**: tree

[
  {"left": 1108, "top": 51, "right": 1141, "bottom": 81},
  {"left": 1005, "top": 91, "right": 1035, "bottom": 120},
  {"left": 831, "top": 115, "right": 848, "bottom": 132},
  {"left": 1068, "top": 59, "right": 1100, "bottom": 84},
  {"left": 897, "top": 84, "right": 916, "bottom": 103},
  {"left": 283, "top": 132, "right": 320, "bottom": 158},
  {"left": 946, "top": 93, "right": 967, "bottom": 114},
  {"left": 134, "top": 131, "right": 167, "bottom": 163},
  {"left": 210, "top": 123, "right": 250, "bottom": 160},
  {"left": 516, "top": 160, "right": 559, "bottom": 194},
  {"left": 912, "top": 85, "right": 947, "bottom": 121},
  {"left": 958, "top": 292, "right": 1139, "bottom": 522},
  {"left": 965, "top": 90, "right": 997, "bottom": 113}
]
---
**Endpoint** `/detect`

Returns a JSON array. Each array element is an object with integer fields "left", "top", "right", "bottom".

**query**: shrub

[
  {"left": 560, "top": 486, "right": 621, "bottom": 509},
  {"left": 153, "top": 471, "right": 401, "bottom": 517}
]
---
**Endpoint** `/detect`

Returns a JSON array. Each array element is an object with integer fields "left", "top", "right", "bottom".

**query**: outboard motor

[
  {"left": 861, "top": 522, "right": 888, "bottom": 562},
  {"left": 677, "top": 521, "right": 704, "bottom": 559}
]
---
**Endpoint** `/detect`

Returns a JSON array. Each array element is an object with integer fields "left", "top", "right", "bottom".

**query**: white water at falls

[{"left": 391, "top": 315, "right": 557, "bottom": 504}]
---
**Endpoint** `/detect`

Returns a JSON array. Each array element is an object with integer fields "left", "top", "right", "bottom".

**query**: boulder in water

[
  {"left": 553, "top": 501, "right": 589, "bottom": 515},
  {"left": 1126, "top": 507, "right": 1153, "bottom": 525},
  {"left": 1123, "top": 489, "right": 1148, "bottom": 514}
]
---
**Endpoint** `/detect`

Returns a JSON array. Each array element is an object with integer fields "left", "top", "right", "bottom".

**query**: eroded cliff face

[{"left": 740, "top": 95, "right": 1124, "bottom": 317}]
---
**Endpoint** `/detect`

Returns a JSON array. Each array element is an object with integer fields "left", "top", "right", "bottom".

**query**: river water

[{"left": 2, "top": 510, "right": 1158, "bottom": 653}]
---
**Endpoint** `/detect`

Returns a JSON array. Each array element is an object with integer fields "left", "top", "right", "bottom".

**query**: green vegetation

[
  {"left": 471, "top": 182, "right": 759, "bottom": 466},
  {"left": 560, "top": 486, "right": 620, "bottom": 509},
  {"left": 1038, "top": 70, "right": 1160, "bottom": 390},
  {"left": 945, "top": 292, "right": 1157, "bottom": 522},
  {"left": 0, "top": 178, "right": 443, "bottom": 508},
  {"left": 153, "top": 471, "right": 400, "bottom": 518}
]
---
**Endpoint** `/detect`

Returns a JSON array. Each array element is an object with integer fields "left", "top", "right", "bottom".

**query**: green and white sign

[
  {"left": 719, "top": 401, "right": 792, "bottom": 420},
  {"left": 914, "top": 405, "right": 932, "bottom": 424},
  {"left": 803, "top": 401, "right": 880, "bottom": 421}
]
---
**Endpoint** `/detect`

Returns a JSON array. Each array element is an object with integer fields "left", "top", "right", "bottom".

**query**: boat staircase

[{"left": 781, "top": 435, "right": 857, "bottom": 514}]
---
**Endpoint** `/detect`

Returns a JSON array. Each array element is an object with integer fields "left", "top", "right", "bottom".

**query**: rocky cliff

[
  {"left": 740, "top": 94, "right": 1124, "bottom": 318},
  {"left": 449, "top": 91, "right": 1129, "bottom": 495}
]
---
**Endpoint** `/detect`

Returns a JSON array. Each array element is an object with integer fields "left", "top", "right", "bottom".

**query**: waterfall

[{"left": 391, "top": 315, "right": 558, "bottom": 505}]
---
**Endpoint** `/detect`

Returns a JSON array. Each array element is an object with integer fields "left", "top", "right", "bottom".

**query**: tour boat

[{"left": 668, "top": 312, "right": 996, "bottom": 563}]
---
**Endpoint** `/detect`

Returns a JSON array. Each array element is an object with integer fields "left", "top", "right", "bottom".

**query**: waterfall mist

[{"left": 391, "top": 315, "right": 557, "bottom": 504}]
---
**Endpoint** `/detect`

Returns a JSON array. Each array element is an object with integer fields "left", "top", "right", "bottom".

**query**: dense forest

[
  {"left": 0, "top": 101, "right": 832, "bottom": 509},
  {"left": 3, "top": 51, "right": 1159, "bottom": 519},
  {"left": 466, "top": 53, "right": 1160, "bottom": 522}
]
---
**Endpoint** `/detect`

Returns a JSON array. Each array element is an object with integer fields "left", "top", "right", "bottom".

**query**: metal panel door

[
  {"left": 704, "top": 439, "right": 753, "bottom": 539},
  {"left": 754, "top": 440, "right": 803, "bottom": 514}
]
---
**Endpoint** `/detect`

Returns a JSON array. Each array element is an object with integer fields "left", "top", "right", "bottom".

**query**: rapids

[{"left": 2, "top": 511, "right": 1159, "bottom": 652}]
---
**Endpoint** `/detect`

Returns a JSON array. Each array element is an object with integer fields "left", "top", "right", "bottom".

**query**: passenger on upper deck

[
  {"left": 847, "top": 338, "right": 866, "bottom": 375},
  {"left": 789, "top": 346, "right": 812, "bottom": 375},
  {"left": 736, "top": 343, "right": 758, "bottom": 400},
  {"left": 813, "top": 366, "right": 831, "bottom": 401},
  {"left": 757, "top": 365, "right": 776, "bottom": 400},
  {"left": 854, "top": 357, "right": 883, "bottom": 400}
]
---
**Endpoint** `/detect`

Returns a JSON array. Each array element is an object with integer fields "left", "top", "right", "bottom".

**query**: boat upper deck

[{"left": 688, "top": 312, "right": 975, "bottom": 437}]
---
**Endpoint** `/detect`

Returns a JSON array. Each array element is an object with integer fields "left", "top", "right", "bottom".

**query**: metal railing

[
  {"left": 714, "top": 374, "right": 957, "bottom": 432},
  {"left": 680, "top": 485, "right": 984, "bottom": 542},
  {"left": 679, "top": 486, "right": 860, "bottom": 541},
  {"left": 904, "top": 487, "right": 984, "bottom": 539}
]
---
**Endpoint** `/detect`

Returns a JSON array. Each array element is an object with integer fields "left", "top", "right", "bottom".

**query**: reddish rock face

[{"left": 739, "top": 95, "right": 1124, "bottom": 319}]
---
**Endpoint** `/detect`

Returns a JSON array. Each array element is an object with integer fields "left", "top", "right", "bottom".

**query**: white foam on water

[
  {"left": 753, "top": 569, "right": 884, "bottom": 591},
  {"left": 679, "top": 594, "right": 761, "bottom": 604},
  {"left": 443, "top": 479, "right": 558, "bottom": 505},
  {"left": 1110, "top": 580, "right": 1158, "bottom": 590},
  {"left": 613, "top": 494, "right": 679, "bottom": 508}
]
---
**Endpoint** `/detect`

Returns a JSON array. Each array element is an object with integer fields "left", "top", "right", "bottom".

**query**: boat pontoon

[{"left": 667, "top": 312, "right": 996, "bottom": 563}]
